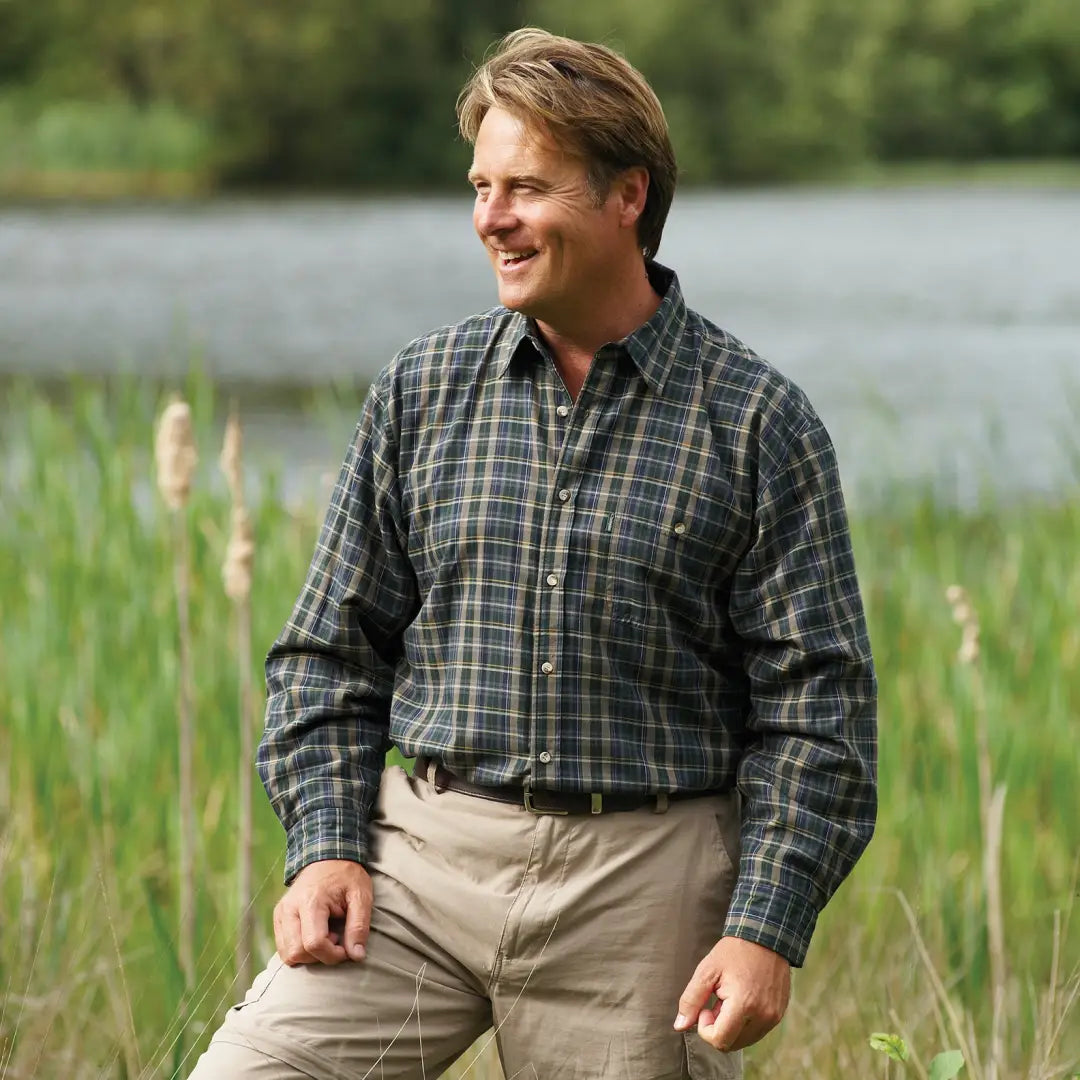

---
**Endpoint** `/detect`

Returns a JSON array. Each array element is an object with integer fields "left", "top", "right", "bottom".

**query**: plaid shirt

[{"left": 259, "top": 264, "right": 877, "bottom": 966}]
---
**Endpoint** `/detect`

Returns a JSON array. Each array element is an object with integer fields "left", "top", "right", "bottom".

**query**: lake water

[{"left": 1, "top": 187, "right": 1077, "bottom": 506}]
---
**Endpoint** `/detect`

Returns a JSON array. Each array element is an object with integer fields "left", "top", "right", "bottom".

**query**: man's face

[{"left": 469, "top": 107, "right": 629, "bottom": 332}]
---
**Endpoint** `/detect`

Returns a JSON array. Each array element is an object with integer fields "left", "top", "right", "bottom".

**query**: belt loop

[
  {"left": 590, "top": 793, "right": 603, "bottom": 815},
  {"left": 432, "top": 762, "right": 447, "bottom": 795},
  {"left": 653, "top": 792, "right": 669, "bottom": 815}
]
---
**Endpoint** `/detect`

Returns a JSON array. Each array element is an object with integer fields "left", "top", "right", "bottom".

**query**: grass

[{"left": 0, "top": 379, "right": 1077, "bottom": 1078}]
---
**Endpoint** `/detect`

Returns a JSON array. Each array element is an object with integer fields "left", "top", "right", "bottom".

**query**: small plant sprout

[{"left": 870, "top": 1032, "right": 965, "bottom": 1080}]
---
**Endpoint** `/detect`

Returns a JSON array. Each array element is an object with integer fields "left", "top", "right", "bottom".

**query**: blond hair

[{"left": 457, "top": 28, "right": 677, "bottom": 261}]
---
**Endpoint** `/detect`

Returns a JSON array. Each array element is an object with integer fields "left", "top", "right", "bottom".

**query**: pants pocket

[
  {"left": 684, "top": 1033, "right": 742, "bottom": 1079},
  {"left": 230, "top": 953, "right": 285, "bottom": 1013}
]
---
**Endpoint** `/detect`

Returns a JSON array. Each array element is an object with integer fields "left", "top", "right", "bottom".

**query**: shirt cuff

[
  {"left": 722, "top": 882, "right": 820, "bottom": 968},
  {"left": 283, "top": 808, "right": 371, "bottom": 885}
]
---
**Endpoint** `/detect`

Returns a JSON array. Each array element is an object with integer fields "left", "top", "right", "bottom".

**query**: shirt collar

[
  {"left": 492, "top": 312, "right": 534, "bottom": 379},
  {"left": 492, "top": 262, "right": 688, "bottom": 394},
  {"left": 620, "top": 262, "right": 685, "bottom": 394}
]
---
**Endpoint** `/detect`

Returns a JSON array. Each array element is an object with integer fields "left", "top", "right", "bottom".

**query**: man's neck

[{"left": 535, "top": 264, "right": 662, "bottom": 399}]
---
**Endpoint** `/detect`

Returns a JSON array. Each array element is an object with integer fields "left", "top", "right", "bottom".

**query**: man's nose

[{"left": 475, "top": 191, "right": 516, "bottom": 236}]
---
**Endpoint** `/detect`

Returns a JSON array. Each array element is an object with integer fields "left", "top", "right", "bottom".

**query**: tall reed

[
  {"left": 220, "top": 410, "right": 257, "bottom": 991},
  {"left": 154, "top": 397, "right": 199, "bottom": 1018},
  {"left": 946, "top": 584, "right": 1008, "bottom": 1080}
]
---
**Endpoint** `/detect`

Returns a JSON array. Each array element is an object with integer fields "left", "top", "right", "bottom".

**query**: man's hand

[
  {"left": 273, "top": 859, "right": 373, "bottom": 966},
  {"left": 673, "top": 937, "right": 791, "bottom": 1051}
]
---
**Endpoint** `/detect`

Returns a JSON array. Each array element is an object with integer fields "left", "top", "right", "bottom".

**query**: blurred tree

[
  {"left": 0, "top": 0, "right": 1077, "bottom": 189},
  {"left": 530, "top": 0, "right": 874, "bottom": 181},
  {"left": 867, "top": 0, "right": 1080, "bottom": 160}
]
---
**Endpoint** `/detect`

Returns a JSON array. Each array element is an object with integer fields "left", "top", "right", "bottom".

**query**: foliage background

[{"left": 1, "top": 0, "right": 1079, "bottom": 193}]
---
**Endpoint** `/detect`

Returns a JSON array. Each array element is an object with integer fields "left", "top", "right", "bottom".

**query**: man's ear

[{"left": 615, "top": 166, "right": 650, "bottom": 229}]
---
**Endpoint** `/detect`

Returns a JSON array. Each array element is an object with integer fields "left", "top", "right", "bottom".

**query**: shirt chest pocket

[{"left": 604, "top": 479, "right": 745, "bottom": 628}]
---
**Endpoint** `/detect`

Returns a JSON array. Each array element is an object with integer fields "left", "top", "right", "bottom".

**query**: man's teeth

[{"left": 500, "top": 250, "right": 536, "bottom": 261}]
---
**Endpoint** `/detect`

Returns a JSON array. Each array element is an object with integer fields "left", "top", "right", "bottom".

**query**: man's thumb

[{"left": 674, "top": 964, "right": 716, "bottom": 1031}]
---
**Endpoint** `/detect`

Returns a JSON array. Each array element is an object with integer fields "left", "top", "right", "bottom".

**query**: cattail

[
  {"left": 223, "top": 505, "right": 255, "bottom": 601},
  {"left": 220, "top": 411, "right": 257, "bottom": 989},
  {"left": 155, "top": 399, "right": 198, "bottom": 511},
  {"left": 155, "top": 396, "right": 198, "bottom": 1016},
  {"left": 945, "top": 584, "right": 981, "bottom": 665},
  {"left": 219, "top": 411, "right": 243, "bottom": 505}
]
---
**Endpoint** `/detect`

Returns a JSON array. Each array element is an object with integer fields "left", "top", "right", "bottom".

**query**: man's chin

[{"left": 496, "top": 287, "right": 537, "bottom": 318}]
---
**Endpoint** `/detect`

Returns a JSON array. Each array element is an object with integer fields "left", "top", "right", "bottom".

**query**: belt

[{"left": 414, "top": 756, "right": 724, "bottom": 816}]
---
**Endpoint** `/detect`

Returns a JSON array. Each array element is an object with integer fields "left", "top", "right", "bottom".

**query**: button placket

[{"left": 533, "top": 472, "right": 578, "bottom": 784}]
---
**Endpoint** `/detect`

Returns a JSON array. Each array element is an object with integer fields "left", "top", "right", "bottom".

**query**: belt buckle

[{"left": 523, "top": 781, "right": 568, "bottom": 815}]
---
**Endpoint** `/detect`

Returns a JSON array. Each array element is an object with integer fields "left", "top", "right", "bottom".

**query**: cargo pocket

[
  {"left": 684, "top": 1033, "right": 742, "bottom": 1079},
  {"left": 230, "top": 953, "right": 285, "bottom": 1012}
]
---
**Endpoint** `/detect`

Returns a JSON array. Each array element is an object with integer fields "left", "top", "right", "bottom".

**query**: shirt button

[
  {"left": 556, "top": 404, "right": 569, "bottom": 418},
  {"left": 541, "top": 661, "right": 554, "bottom": 675},
  {"left": 673, "top": 522, "right": 687, "bottom": 536},
  {"left": 557, "top": 488, "right": 571, "bottom": 503},
  {"left": 546, "top": 573, "right": 558, "bottom": 587},
  {"left": 539, "top": 751, "right": 552, "bottom": 764}
]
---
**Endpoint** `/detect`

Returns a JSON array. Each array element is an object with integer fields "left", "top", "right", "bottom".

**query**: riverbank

[{"left": 1, "top": 384, "right": 1077, "bottom": 1078}]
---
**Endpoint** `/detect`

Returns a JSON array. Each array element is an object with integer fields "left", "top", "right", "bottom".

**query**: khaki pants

[{"left": 191, "top": 766, "right": 742, "bottom": 1079}]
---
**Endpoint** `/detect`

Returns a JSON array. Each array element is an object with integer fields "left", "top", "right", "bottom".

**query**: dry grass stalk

[
  {"left": 220, "top": 410, "right": 257, "bottom": 990},
  {"left": 96, "top": 866, "right": 141, "bottom": 1077},
  {"left": 894, "top": 888, "right": 980, "bottom": 1076},
  {"left": 155, "top": 397, "right": 198, "bottom": 1016},
  {"left": 1030, "top": 905, "right": 1080, "bottom": 1079},
  {"left": 945, "top": 585, "right": 1007, "bottom": 1080}
]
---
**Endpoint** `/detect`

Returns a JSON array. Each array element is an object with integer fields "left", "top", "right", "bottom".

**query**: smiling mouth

[{"left": 496, "top": 249, "right": 538, "bottom": 267}]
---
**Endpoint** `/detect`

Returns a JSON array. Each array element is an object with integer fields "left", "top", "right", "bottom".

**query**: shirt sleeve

[
  {"left": 723, "top": 413, "right": 878, "bottom": 966},
  {"left": 256, "top": 382, "right": 419, "bottom": 883}
]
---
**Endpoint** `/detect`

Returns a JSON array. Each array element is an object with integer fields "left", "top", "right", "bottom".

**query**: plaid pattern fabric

[{"left": 259, "top": 264, "right": 877, "bottom": 966}]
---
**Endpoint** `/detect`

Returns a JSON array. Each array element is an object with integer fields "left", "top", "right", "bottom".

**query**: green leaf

[
  {"left": 928, "top": 1050, "right": 965, "bottom": 1080},
  {"left": 869, "top": 1033, "right": 910, "bottom": 1063}
]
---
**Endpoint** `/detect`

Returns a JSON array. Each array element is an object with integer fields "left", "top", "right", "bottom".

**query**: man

[{"left": 192, "top": 27, "right": 876, "bottom": 1080}]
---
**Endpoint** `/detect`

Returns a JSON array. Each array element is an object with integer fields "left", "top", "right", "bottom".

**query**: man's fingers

[
  {"left": 274, "top": 902, "right": 316, "bottom": 966},
  {"left": 698, "top": 998, "right": 749, "bottom": 1052},
  {"left": 676, "top": 937, "right": 791, "bottom": 1049},
  {"left": 344, "top": 885, "right": 372, "bottom": 961},
  {"left": 299, "top": 898, "right": 347, "bottom": 965},
  {"left": 272, "top": 860, "right": 374, "bottom": 966},
  {"left": 673, "top": 960, "right": 717, "bottom": 1030}
]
